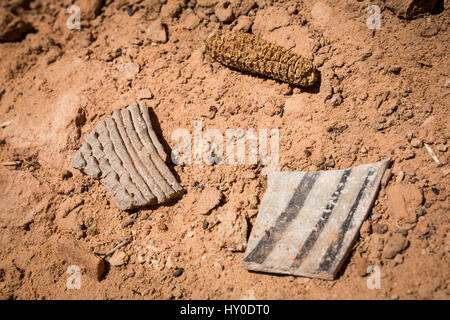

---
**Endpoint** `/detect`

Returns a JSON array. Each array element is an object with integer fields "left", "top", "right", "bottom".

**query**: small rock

[
  {"left": 437, "top": 144, "right": 448, "bottom": 152},
  {"left": 232, "top": 0, "right": 256, "bottom": 16},
  {"left": 402, "top": 148, "right": 415, "bottom": 160},
  {"left": 57, "top": 238, "right": 105, "bottom": 280},
  {"left": 329, "top": 94, "right": 343, "bottom": 107},
  {"left": 353, "top": 255, "right": 369, "bottom": 277},
  {"left": 310, "top": 152, "right": 325, "bottom": 167},
  {"left": 232, "top": 15, "right": 253, "bottom": 33},
  {"left": 197, "top": 0, "right": 220, "bottom": 7},
  {"left": 360, "top": 220, "right": 371, "bottom": 237},
  {"left": 109, "top": 250, "right": 129, "bottom": 266},
  {"left": 80, "top": 31, "right": 94, "bottom": 48},
  {"left": 0, "top": 119, "right": 11, "bottom": 128},
  {"left": 262, "top": 101, "right": 279, "bottom": 116},
  {"left": 165, "top": 254, "right": 176, "bottom": 269},
  {"left": 385, "top": 0, "right": 439, "bottom": 19},
  {"left": 324, "top": 158, "right": 335, "bottom": 168},
  {"left": 137, "top": 253, "right": 145, "bottom": 264},
  {"left": 61, "top": 170, "right": 73, "bottom": 180},
  {"left": 160, "top": 1, "right": 182, "bottom": 19},
  {"left": 394, "top": 255, "right": 404, "bottom": 265},
  {"left": 396, "top": 171, "right": 405, "bottom": 184},
  {"left": 444, "top": 79, "right": 450, "bottom": 88},
  {"left": 173, "top": 267, "right": 184, "bottom": 277},
  {"left": 415, "top": 207, "right": 427, "bottom": 217},
  {"left": 102, "top": 48, "right": 122, "bottom": 62},
  {"left": 215, "top": 1, "right": 234, "bottom": 23},
  {"left": 75, "top": 230, "right": 85, "bottom": 239},
  {"left": 182, "top": 13, "right": 201, "bottom": 30},
  {"left": 213, "top": 262, "right": 224, "bottom": 271},
  {"left": 388, "top": 65, "right": 401, "bottom": 74},
  {"left": 146, "top": 19, "right": 167, "bottom": 43},
  {"left": 195, "top": 187, "right": 222, "bottom": 215},
  {"left": 118, "top": 62, "right": 140, "bottom": 80},
  {"left": 0, "top": 8, "right": 33, "bottom": 42},
  {"left": 242, "top": 171, "right": 256, "bottom": 180},
  {"left": 218, "top": 211, "right": 248, "bottom": 251},
  {"left": 381, "top": 168, "right": 392, "bottom": 187},
  {"left": 383, "top": 233, "right": 407, "bottom": 259},
  {"left": 304, "top": 149, "right": 312, "bottom": 157},
  {"left": 202, "top": 220, "right": 209, "bottom": 229},
  {"left": 158, "top": 222, "right": 168, "bottom": 231},
  {"left": 387, "top": 184, "right": 423, "bottom": 225},
  {"left": 410, "top": 138, "right": 423, "bottom": 148},
  {"left": 252, "top": 7, "right": 291, "bottom": 35},
  {"left": 121, "top": 218, "right": 135, "bottom": 228},
  {"left": 200, "top": 104, "right": 217, "bottom": 119},
  {"left": 431, "top": 187, "right": 440, "bottom": 195},
  {"left": 46, "top": 48, "right": 63, "bottom": 65},
  {"left": 372, "top": 235, "right": 385, "bottom": 252},
  {"left": 86, "top": 223, "right": 98, "bottom": 236},
  {"left": 59, "top": 198, "right": 84, "bottom": 219},
  {"left": 280, "top": 84, "right": 293, "bottom": 96},
  {"left": 79, "top": 0, "right": 104, "bottom": 20},
  {"left": 137, "top": 88, "right": 153, "bottom": 100},
  {"left": 416, "top": 218, "right": 431, "bottom": 238},
  {"left": 373, "top": 223, "right": 388, "bottom": 234},
  {"left": 287, "top": 5, "right": 298, "bottom": 15}
]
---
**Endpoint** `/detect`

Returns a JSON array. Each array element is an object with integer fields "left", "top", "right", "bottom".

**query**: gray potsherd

[
  {"left": 242, "top": 159, "right": 389, "bottom": 280},
  {"left": 72, "top": 102, "right": 184, "bottom": 210}
]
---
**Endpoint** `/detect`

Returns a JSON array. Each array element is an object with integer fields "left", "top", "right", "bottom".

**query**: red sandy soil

[{"left": 0, "top": 0, "right": 448, "bottom": 299}]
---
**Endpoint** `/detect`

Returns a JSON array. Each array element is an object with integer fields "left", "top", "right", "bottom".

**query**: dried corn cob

[{"left": 205, "top": 30, "right": 318, "bottom": 87}]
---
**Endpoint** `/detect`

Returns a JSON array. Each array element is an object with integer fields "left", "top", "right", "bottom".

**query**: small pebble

[
  {"left": 396, "top": 171, "right": 405, "bottom": 183},
  {"left": 202, "top": 220, "right": 209, "bottom": 229},
  {"left": 444, "top": 78, "right": 450, "bottom": 88},
  {"left": 121, "top": 218, "right": 135, "bottom": 228},
  {"left": 431, "top": 187, "right": 440, "bottom": 195},
  {"left": 159, "top": 222, "right": 168, "bottom": 231},
  {"left": 173, "top": 268, "right": 184, "bottom": 277},
  {"left": 61, "top": 170, "right": 73, "bottom": 180},
  {"left": 437, "top": 144, "right": 447, "bottom": 152},
  {"left": 381, "top": 168, "right": 392, "bottom": 187},
  {"left": 324, "top": 159, "right": 335, "bottom": 168},
  {"left": 388, "top": 65, "right": 401, "bottom": 74},
  {"left": 394, "top": 254, "right": 404, "bottom": 265},
  {"left": 287, "top": 5, "right": 298, "bottom": 15},
  {"left": 402, "top": 149, "right": 415, "bottom": 160},
  {"left": 415, "top": 207, "right": 427, "bottom": 217},
  {"left": 329, "top": 94, "right": 343, "bottom": 106},
  {"left": 410, "top": 138, "right": 423, "bottom": 148},
  {"left": 373, "top": 223, "right": 388, "bottom": 234}
]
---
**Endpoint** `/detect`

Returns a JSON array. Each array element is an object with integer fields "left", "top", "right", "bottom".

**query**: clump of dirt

[{"left": 0, "top": 0, "right": 448, "bottom": 300}]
